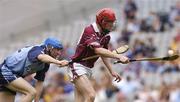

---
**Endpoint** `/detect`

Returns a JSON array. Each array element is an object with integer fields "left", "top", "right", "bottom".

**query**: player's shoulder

[
  {"left": 84, "top": 24, "right": 95, "bottom": 35},
  {"left": 29, "top": 45, "right": 45, "bottom": 53},
  {"left": 31, "top": 45, "right": 44, "bottom": 50}
]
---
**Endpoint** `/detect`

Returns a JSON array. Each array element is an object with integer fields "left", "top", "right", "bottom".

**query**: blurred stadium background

[{"left": 0, "top": 0, "right": 180, "bottom": 102}]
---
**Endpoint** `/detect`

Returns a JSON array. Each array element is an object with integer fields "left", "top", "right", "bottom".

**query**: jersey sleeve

[
  {"left": 34, "top": 64, "right": 49, "bottom": 81},
  {"left": 28, "top": 46, "right": 44, "bottom": 62}
]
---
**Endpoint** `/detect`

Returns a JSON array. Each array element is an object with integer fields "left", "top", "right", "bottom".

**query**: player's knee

[
  {"left": 88, "top": 94, "right": 96, "bottom": 101},
  {"left": 88, "top": 91, "right": 96, "bottom": 101},
  {"left": 30, "top": 89, "right": 37, "bottom": 98},
  {"left": 26, "top": 88, "right": 37, "bottom": 98}
]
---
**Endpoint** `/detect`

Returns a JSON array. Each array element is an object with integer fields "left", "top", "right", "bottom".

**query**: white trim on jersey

[{"left": 92, "top": 22, "right": 100, "bottom": 33}]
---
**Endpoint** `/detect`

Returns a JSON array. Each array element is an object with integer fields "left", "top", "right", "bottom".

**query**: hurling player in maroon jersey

[{"left": 68, "top": 8, "right": 129, "bottom": 102}]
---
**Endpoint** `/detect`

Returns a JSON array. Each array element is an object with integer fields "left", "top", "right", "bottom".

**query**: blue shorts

[{"left": 0, "top": 63, "right": 17, "bottom": 94}]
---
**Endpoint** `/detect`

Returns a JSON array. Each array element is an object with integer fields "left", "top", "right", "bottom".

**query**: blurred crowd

[
  {"left": 123, "top": 0, "right": 180, "bottom": 34},
  {"left": 15, "top": 0, "right": 180, "bottom": 102}
]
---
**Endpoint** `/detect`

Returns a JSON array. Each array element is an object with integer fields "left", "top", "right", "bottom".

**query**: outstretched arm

[{"left": 37, "top": 54, "right": 69, "bottom": 67}]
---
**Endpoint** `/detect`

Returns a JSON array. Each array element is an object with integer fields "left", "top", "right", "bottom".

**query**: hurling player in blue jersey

[{"left": 0, "top": 37, "right": 69, "bottom": 102}]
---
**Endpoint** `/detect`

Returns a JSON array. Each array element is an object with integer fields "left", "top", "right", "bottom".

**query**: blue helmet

[{"left": 44, "top": 37, "right": 63, "bottom": 49}]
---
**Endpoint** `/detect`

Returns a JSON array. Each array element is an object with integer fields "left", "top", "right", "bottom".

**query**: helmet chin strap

[
  {"left": 45, "top": 45, "right": 53, "bottom": 56},
  {"left": 102, "top": 28, "right": 110, "bottom": 34}
]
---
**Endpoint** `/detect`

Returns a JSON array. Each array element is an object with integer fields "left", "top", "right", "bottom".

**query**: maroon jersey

[{"left": 71, "top": 23, "right": 111, "bottom": 68}]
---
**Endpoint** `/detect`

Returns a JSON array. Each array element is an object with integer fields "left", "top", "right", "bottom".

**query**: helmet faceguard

[{"left": 96, "top": 8, "right": 116, "bottom": 34}]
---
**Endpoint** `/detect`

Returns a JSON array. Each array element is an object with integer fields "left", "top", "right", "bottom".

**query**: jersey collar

[{"left": 92, "top": 22, "right": 100, "bottom": 33}]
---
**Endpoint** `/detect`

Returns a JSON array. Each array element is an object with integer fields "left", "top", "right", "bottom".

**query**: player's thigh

[
  {"left": 74, "top": 75, "right": 95, "bottom": 95},
  {"left": 5, "top": 77, "right": 36, "bottom": 95},
  {"left": 0, "top": 91, "right": 15, "bottom": 102},
  {"left": 74, "top": 87, "right": 84, "bottom": 102},
  {"left": 74, "top": 86, "right": 83, "bottom": 96}
]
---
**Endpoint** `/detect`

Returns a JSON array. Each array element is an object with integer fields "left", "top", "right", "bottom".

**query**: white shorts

[{"left": 67, "top": 63, "right": 93, "bottom": 81}]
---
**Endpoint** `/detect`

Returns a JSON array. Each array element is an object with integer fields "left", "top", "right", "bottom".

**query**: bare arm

[
  {"left": 101, "top": 57, "right": 121, "bottom": 82},
  {"left": 101, "top": 57, "right": 113, "bottom": 73},
  {"left": 37, "top": 54, "right": 68, "bottom": 66},
  {"left": 94, "top": 47, "right": 129, "bottom": 63},
  {"left": 34, "top": 81, "right": 43, "bottom": 102},
  {"left": 94, "top": 48, "right": 119, "bottom": 59}
]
